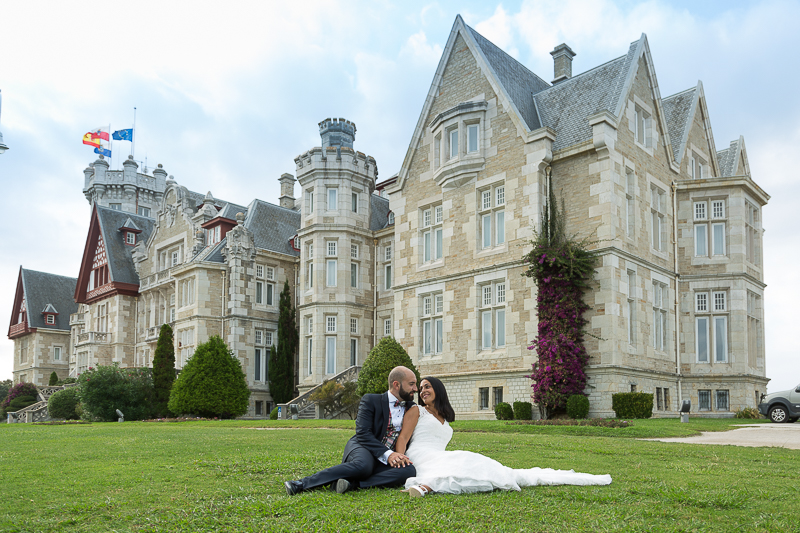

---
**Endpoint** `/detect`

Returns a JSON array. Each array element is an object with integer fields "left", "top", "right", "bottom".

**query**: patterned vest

[{"left": 381, "top": 418, "right": 399, "bottom": 450}]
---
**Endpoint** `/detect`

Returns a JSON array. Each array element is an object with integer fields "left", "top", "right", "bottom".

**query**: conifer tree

[
  {"left": 49, "top": 371, "right": 58, "bottom": 386},
  {"left": 152, "top": 323, "right": 176, "bottom": 418},
  {"left": 269, "top": 280, "right": 298, "bottom": 404}
]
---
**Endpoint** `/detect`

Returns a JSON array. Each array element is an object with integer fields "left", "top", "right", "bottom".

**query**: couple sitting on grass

[{"left": 285, "top": 366, "right": 611, "bottom": 497}]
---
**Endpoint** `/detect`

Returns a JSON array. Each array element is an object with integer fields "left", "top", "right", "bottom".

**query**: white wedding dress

[{"left": 403, "top": 405, "right": 612, "bottom": 494}]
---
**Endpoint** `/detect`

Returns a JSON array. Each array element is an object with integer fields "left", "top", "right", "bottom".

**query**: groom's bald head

[{"left": 388, "top": 366, "right": 418, "bottom": 401}]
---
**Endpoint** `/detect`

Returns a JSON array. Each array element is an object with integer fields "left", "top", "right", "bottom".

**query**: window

[
  {"left": 650, "top": 186, "right": 665, "bottom": 252},
  {"left": 690, "top": 152, "right": 707, "bottom": 179},
  {"left": 325, "top": 337, "right": 336, "bottom": 374},
  {"left": 434, "top": 134, "right": 441, "bottom": 169},
  {"left": 384, "top": 318, "right": 392, "bottom": 337},
  {"left": 388, "top": 212, "right": 395, "bottom": 225},
  {"left": 421, "top": 293, "right": 444, "bottom": 356},
  {"left": 327, "top": 260, "right": 337, "bottom": 287},
  {"left": 627, "top": 270, "right": 636, "bottom": 345},
  {"left": 326, "top": 316, "right": 337, "bottom": 333},
  {"left": 625, "top": 170, "right": 635, "bottom": 238},
  {"left": 449, "top": 127, "right": 458, "bottom": 159},
  {"left": 716, "top": 390, "right": 729, "bottom": 411},
  {"left": 350, "top": 338, "right": 357, "bottom": 366},
  {"left": 306, "top": 317, "right": 313, "bottom": 376},
  {"left": 695, "top": 291, "right": 728, "bottom": 363},
  {"left": 255, "top": 401, "right": 263, "bottom": 416},
  {"left": 54, "top": 346, "right": 61, "bottom": 361},
  {"left": 327, "top": 188, "right": 337, "bottom": 211},
  {"left": 479, "top": 184, "right": 505, "bottom": 250},
  {"left": 630, "top": 384, "right": 637, "bottom": 393},
  {"left": 46, "top": 314, "right": 55, "bottom": 325},
  {"left": 306, "top": 243, "right": 314, "bottom": 289},
  {"left": 126, "top": 232, "right": 136, "bottom": 245},
  {"left": 700, "top": 390, "right": 712, "bottom": 410},
  {"left": 746, "top": 202, "right": 761, "bottom": 265},
  {"left": 254, "top": 329, "right": 271, "bottom": 381},
  {"left": 350, "top": 318, "right": 358, "bottom": 334},
  {"left": 479, "top": 387, "right": 489, "bottom": 410},
  {"left": 695, "top": 199, "right": 726, "bottom": 258},
  {"left": 467, "top": 124, "right": 479, "bottom": 153},
  {"left": 493, "top": 387, "right": 503, "bottom": 407},
  {"left": 634, "top": 104, "right": 652, "bottom": 148},
  {"left": 352, "top": 192, "right": 359, "bottom": 213},
  {"left": 110, "top": 203, "right": 122, "bottom": 211},
  {"left": 479, "top": 280, "right": 506, "bottom": 351},
  {"left": 664, "top": 388, "right": 670, "bottom": 411},
  {"left": 179, "top": 328, "right": 195, "bottom": 367},
  {"left": 138, "top": 206, "right": 150, "bottom": 217},
  {"left": 421, "top": 205, "right": 443, "bottom": 263},
  {"left": 652, "top": 282, "right": 667, "bottom": 351},
  {"left": 383, "top": 243, "right": 392, "bottom": 291},
  {"left": 256, "top": 265, "right": 264, "bottom": 279},
  {"left": 169, "top": 294, "right": 175, "bottom": 322},
  {"left": 350, "top": 263, "right": 358, "bottom": 288},
  {"left": 327, "top": 241, "right": 337, "bottom": 257},
  {"left": 96, "top": 303, "right": 108, "bottom": 333},
  {"left": 747, "top": 291, "right": 763, "bottom": 369},
  {"left": 207, "top": 225, "right": 221, "bottom": 246},
  {"left": 351, "top": 244, "right": 359, "bottom": 259},
  {"left": 306, "top": 189, "right": 314, "bottom": 214},
  {"left": 656, "top": 387, "right": 663, "bottom": 410}
]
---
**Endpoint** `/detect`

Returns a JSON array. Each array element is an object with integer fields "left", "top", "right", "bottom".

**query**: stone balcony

[
  {"left": 75, "top": 331, "right": 109, "bottom": 346},
  {"left": 139, "top": 268, "right": 174, "bottom": 290},
  {"left": 69, "top": 312, "right": 85, "bottom": 326}
]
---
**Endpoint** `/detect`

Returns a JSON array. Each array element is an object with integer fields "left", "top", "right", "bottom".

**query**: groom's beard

[{"left": 397, "top": 384, "right": 415, "bottom": 402}]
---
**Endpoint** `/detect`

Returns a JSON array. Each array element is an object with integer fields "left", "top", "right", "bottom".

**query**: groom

[{"left": 284, "top": 366, "right": 418, "bottom": 495}]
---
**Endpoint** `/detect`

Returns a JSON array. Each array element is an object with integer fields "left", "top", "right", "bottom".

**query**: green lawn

[{"left": 1, "top": 418, "right": 796, "bottom": 532}]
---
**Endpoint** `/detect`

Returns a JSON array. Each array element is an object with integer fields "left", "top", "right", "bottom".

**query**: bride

[{"left": 394, "top": 376, "right": 612, "bottom": 497}]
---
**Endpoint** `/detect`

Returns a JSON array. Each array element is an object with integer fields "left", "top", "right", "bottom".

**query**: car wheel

[{"left": 768, "top": 406, "right": 788, "bottom": 423}]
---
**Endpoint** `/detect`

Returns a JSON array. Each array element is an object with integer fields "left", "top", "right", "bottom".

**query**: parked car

[{"left": 758, "top": 383, "right": 800, "bottom": 423}]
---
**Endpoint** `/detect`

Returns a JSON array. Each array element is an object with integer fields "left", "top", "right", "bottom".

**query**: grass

[{"left": 0, "top": 418, "right": 796, "bottom": 532}]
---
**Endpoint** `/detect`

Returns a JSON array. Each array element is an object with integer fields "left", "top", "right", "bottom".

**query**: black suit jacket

[{"left": 342, "top": 392, "right": 415, "bottom": 461}]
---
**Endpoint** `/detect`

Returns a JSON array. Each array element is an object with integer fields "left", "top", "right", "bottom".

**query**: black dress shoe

[
  {"left": 284, "top": 480, "right": 303, "bottom": 496},
  {"left": 335, "top": 479, "right": 353, "bottom": 494}
]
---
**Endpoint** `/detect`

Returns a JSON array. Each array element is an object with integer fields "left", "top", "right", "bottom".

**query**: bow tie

[{"left": 394, "top": 400, "right": 403, "bottom": 408}]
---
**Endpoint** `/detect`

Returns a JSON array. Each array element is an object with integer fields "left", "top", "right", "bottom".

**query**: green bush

[
  {"left": 611, "top": 392, "right": 653, "bottom": 419},
  {"left": 78, "top": 365, "right": 154, "bottom": 421},
  {"left": 168, "top": 336, "right": 250, "bottom": 419},
  {"left": 56, "top": 377, "right": 78, "bottom": 386},
  {"left": 311, "top": 381, "right": 361, "bottom": 419},
  {"left": 494, "top": 402, "right": 514, "bottom": 420},
  {"left": 513, "top": 401, "right": 533, "bottom": 420},
  {"left": 152, "top": 323, "right": 176, "bottom": 418},
  {"left": 735, "top": 407, "right": 762, "bottom": 419},
  {"left": 356, "top": 337, "right": 419, "bottom": 396},
  {"left": 1, "top": 382, "right": 39, "bottom": 416},
  {"left": 48, "top": 388, "right": 80, "bottom": 420},
  {"left": 566, "top": 394, "right": 590, "bottom": 419},
  {"left": 269, "top": 407, "right": 279, "bottom": 420},
  {"left": 0, "top": 379, "right": 12, "bottom": 403},
  {"left": 49, "top": 372, "right": 59, "bottom": 386}
]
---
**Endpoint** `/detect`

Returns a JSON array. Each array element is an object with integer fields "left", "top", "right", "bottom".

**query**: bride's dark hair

[{"left": 419, "top": 376, "right": 456, "bottom": 423}]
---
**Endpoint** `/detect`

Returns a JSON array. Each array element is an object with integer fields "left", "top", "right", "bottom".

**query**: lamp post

[{"left": 0, "top": 89, "right": 8, "bottom": 155}]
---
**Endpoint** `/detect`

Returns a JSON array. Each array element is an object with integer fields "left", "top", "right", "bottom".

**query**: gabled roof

[
  {"left": 42, "top": 303, "right": 58, "bottom": 314},
  {"left": 10, "top": 267, "right": 77, "bottom": 333},
  {"left": 244, "top": 200, "right": 301, "bottom": 257},
  {"left": 120, "top": 217, "right": 141, "bottom": 232},
  {"left": 212, "top": 202, "right": 248, "bottom": 222},
  {"left": 716, "top": 136, "right": 750, "bottom": 177},
  {"left": 661, "top": 87, "right": 696, "bottom": 162}
]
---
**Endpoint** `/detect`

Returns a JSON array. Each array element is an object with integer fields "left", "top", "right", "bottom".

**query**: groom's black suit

[{"left": 299, "top": 392, "right": 416, "bottom": 491}]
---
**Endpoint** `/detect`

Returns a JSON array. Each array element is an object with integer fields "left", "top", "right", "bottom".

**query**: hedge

[
  {"left": 512, "top": 401, "right": 533, "bottom": 421},
  {"left": 566, "top": 394, "right": 590, "bottom": 419},
  {"left": 611, "top": 392, "right": 653, "bottom": 419},
  {"left": 494, "top": 402, "right": 514, "bottom": 420}
]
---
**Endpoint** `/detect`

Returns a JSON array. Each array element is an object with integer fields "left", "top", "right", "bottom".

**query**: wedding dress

[{"left": 403, "top": 405, "right": 612, "bottom": 494}]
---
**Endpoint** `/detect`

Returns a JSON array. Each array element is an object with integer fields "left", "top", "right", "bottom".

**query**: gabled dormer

[
  {"left": 201, "top": 203, "right": 240, "bottom": 247},
  {"left": 119, "top": 217, "right": 143, "bottom": 246},
  {"left": 9, "top": 267, "right": 77, "bottom": 339},
  {"left": 41, "top": 303, "right": 58, "bottom": 325}
]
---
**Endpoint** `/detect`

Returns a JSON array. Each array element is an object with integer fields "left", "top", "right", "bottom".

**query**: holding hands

[{"left": 388, "top": 452, "right": 413, "bottom": 468}]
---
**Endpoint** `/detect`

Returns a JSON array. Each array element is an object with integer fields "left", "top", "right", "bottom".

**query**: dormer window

[
  {"left": 125, "top": 232, "right": 136, "bottom": 245},
  {"left": 42, "top": 304, "right": 59, "bottom": 326},
  {"left": 119, "top": 219, "right": 142, "bottom": 247},
  {"left": 46, "top": 314, "right": 55, "bottom": 325},
  {"left": 428, "top": 101, "right": 488, "bottom": 189}
]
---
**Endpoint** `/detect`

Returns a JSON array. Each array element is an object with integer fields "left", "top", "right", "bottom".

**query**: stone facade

[{"left": 9, "top": 16, "right": 770, "bottom": 419}]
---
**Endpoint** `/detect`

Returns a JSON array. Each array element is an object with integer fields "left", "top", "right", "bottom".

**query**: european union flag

[
  {"left": 112, "top": 128, "right": 133, "bottom": 141},
  {"left": 94, "top": 146, "right": 112, "bottom": 158}
]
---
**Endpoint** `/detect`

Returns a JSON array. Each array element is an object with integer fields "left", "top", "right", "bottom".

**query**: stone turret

[{"left": 319, "top": 118, "right": 356, "bottom": 149}]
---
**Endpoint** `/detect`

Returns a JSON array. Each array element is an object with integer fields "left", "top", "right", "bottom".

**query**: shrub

[
  {"left": 566, "top": 394, "right": 590, "bottom": 419},
  {"left": 78, "top": 365, "right": 154, "bottom": 421},
  {"left": 1, "top": 382, "right": 39, "bottom": 416},
  {"left": 513, "top": 401, "right": 533, "bottom": 421},
  {"left": 48, "top": 388, "right": 80, "bottom": 420},
  {"left": 735, "top": 407, "right": 762, "bottom": 419},
  {"left": 269, "top": 407, "right": 279, "bottom": 420},
  {"left": 611, "top": 392, "right": 653, "bottom": 419},
  {"left": 311, "top": 380, "right": 361, "bottom": 419},
  {"left": 49, "top": 372, "right": 59, "bottom": 386},
  {"left": 0, "top": 379, "right": 12, "bottom": 402},
  {"left": 494, "top": 402, "right": 514, "bottom": 420},
  {"left": 152, "top": 323, "right": 176, "bottom": 418},
  {"left": 56, "top": 377, "right": 78, "bottom": 386},
  {"left": 168, "top": 336, "right": 250, "bottom": 419},
  {"left": 357, "top": 337, "right": 419, "bottom": 396}
]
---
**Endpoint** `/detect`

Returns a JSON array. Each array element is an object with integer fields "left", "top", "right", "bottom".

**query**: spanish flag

[{"left": 82, "top": 132, "right": 101, "bottom": 148}]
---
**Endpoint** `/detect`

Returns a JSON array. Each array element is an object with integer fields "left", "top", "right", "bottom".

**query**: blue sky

[{"left": 1, "top": 0, "right": 798, "bottom": 392}]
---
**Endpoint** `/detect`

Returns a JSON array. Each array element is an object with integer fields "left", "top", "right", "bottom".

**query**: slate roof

[
  {"left": 244, "top": 200, "right": 301, "bottom": 257},
  {"left": 716, "top": 138, "right": 740, "bottom": 177},
  {"left": 213, "top": 202, "right": 249, "bottom": 221},
  {"left": 468, "top": 26, "right": 550, "bottom": 131},
  {"left": 20, "top": 268, "right": 77, "bottom": 331},
  {"left": 370, "top": 195, "right": 391, "bottom": 230},
  {"left": 96, "top": 206, "right": 155, "bottom": 285},
  {"left": 532, "top": 41, "right": 639, "bottom": 151},
  {"left": 661, "top": 87, "right": 696, "bottom": 163}
]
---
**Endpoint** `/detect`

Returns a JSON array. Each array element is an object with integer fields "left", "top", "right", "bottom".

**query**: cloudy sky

[{"left": 1, "top": 0, "right": 797, "bottom": 392}]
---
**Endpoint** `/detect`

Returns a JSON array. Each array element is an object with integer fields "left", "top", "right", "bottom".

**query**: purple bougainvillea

[{"left": 523, "top": 177, "right": 597, "bottom": 418}]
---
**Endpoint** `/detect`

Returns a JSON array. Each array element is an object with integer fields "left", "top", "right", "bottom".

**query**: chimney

[
  {"left": 550, "top": 43, "right": 576, "bottom": 84},
  {"left": 279, "top": 173, "right": 296, "bottom": 209}
]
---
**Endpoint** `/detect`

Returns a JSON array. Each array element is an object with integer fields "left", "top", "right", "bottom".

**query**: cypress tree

[
  {"left": 49, "top": 371, "right": 58, "bottom": 386},
  {"left": 152, "top": 323, "right": 176, "bottom": 418},
  {"left": 269, "top": 280, "right": 298, "bottom": 404}
]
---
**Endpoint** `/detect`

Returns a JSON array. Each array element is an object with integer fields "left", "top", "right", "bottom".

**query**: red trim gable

[
  {"left": 8, "top": 267, "right": 32, "bottom": 339},
  {"left": 201, "top": 217, "right": 237, "bottom": 243}
]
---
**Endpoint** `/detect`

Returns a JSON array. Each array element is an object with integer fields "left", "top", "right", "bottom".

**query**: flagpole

[
  {"left": 109, "top": 122, "right": 112, "bottom": 168},
  {"left": 132, "top": 107, "right": 136, "bottom": 159}
]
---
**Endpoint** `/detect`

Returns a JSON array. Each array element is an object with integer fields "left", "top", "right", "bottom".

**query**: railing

[
  {"left": 75, "top": 331, "right": 109, "bottom": 345},
  {"left": 278, "top": 365, "right": 360, "bottom": 420},
  {"left": 8, "top": 322, "right": 28, "bottom": 336},
  {"left": 140, "top": 268, "right": 173, "bottom": 290},
  {"left": 6, "top": 401, "right": 50, "bottom": 424},
  {"left": 69, "top": 313, "right": 85, "bottom": 326},
  {"left": 146, "top": 327, "right": 159, "bottom": 341},
  {"left": 36, "top": 386, "right": 63, "bottom": 401}
]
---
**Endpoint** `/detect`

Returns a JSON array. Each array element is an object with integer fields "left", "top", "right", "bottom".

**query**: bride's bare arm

[{"left": 394, "top": 406, "right": 420, "bottom": 455}]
